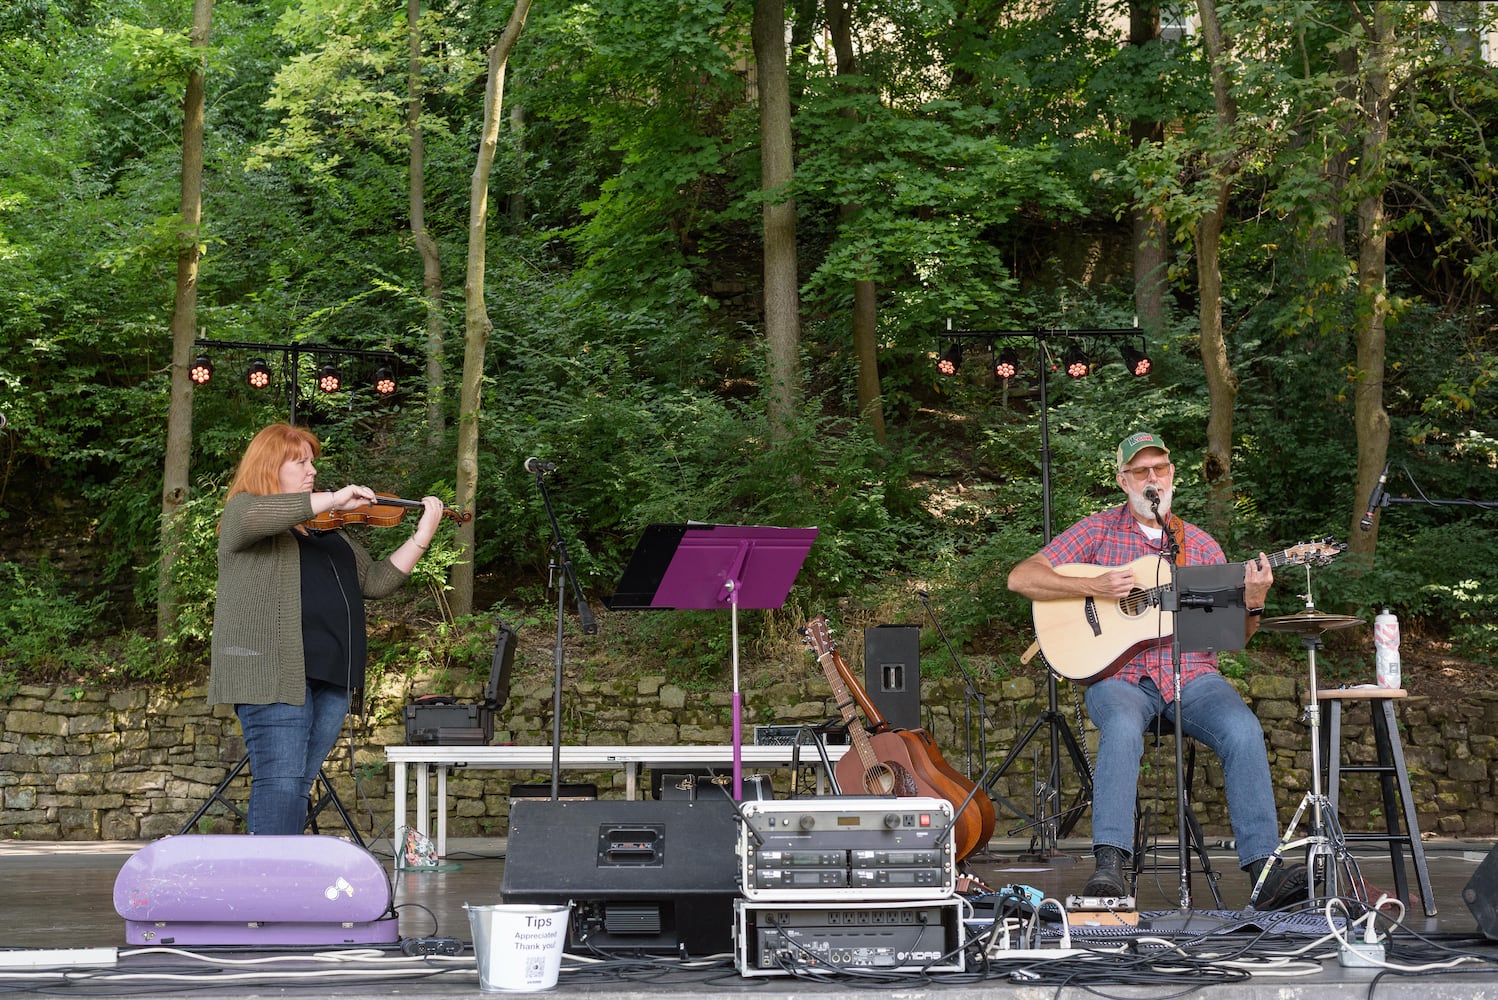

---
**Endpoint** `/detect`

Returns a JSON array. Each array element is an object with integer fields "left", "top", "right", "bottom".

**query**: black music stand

[
  {"left": 607, "top": 523, "right": 818, "bottom": 798},
  {"left": 1161, "top": 562, "right": 1246, "bottom": 910},
  {"left": 1172, "top": 564, "right": 1248, "bottom": 655}
]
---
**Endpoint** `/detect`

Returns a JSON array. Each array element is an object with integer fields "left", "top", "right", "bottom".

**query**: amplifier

[
  {"left": 737, "top": 796, "right": 956, "bottom": 901},
  {"left": 734, "top": 898, "right": 964, "bottom": 977},
  {"left": 752, "top": 724, "right": 848, "bottom": 747}
]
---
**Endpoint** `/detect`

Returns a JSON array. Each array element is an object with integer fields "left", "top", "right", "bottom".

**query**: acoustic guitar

[
  {"left": 800, "top": 615, "right": 996, "bottom": 863},
  {"left": 1032, "top": 537, "right": 1345, "bottom": 683}
]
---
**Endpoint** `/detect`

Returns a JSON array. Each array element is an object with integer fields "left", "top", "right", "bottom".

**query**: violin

[{"left": 305, "top": 493, "right": 472, "bottom": 531}]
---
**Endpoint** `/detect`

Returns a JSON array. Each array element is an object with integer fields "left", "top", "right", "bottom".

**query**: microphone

[
  {"left": 1143, "top": 484, "right": 1160, "bottom": 504},
  {"left": 1360, "top": 461, "right": 1390, "bottom": 531},
  {"left": 524, "top": 457, "right": 556, "bottom": 475}
]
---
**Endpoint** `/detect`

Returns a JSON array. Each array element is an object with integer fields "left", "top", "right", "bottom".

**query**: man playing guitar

[{"left": 1006, "top": 430, "right": 1307, "bottom": 910}]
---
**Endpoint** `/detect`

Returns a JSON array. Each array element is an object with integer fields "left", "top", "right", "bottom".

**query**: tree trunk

[
  {"left": 508, "top": 104, "right": 527, "bottom": 225},
  {"left": 156, "top": 0, "right": 213, "bottom": 638},
  {"left": 1129, "top": 1, "right": 1167, "bottom": 339},
  {"left": 827, "top": 0, "right": 885, "bottom": 443},
  {"left": 1195, "top": 0, "right": 1240, "bottom": 538},
  {"left": 1348, "top": 3, "right": 1394, "bottom": 562},
  {"left": 753, "top": 0, "right": 801, "bottom": 443},
  {"left": 451, "top": 0, "right": 532, "bottom": 619},
  {"left": 408, "top": 0, "right": 445, "bottom": 449}
]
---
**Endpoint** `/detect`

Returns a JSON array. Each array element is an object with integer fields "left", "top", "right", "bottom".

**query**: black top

[{"left": 294, "top": 528, "right": 367, "bottom": 690}]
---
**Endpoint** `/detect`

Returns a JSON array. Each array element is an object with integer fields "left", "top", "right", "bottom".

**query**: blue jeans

[
  {"left": 1084, "top": 673, "right": 1279, "bottom": 870},
  {"left": 236, "top": 680, "right": 350, "bottom": 836}
]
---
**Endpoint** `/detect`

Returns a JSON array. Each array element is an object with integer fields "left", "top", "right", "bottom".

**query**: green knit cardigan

[{"left": 207, "top": 491, "right": 410, "bottom": 707}]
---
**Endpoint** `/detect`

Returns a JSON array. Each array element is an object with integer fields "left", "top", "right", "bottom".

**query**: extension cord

[
  {"left": 0, "top": 947, "right": 118, "bottom": 970},
  {"left": 1337, "top": 941, "right": 1385, "bottom": 968}
]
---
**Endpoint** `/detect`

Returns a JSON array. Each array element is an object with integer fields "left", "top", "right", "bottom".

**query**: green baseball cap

[{"left": 1117, "top": 430, "right": 1170, "bottom": 470}]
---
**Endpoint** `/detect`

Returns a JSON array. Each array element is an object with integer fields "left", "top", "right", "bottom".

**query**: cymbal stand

[{"left": 1249, "top": 598, "right": 1363, "bottom": 909}]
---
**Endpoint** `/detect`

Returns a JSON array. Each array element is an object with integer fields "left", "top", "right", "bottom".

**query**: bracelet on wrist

[{"left": 1247, "top": 607, "right": 1264, "bottom": 617}]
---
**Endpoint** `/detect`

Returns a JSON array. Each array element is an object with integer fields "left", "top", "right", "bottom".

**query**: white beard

[{"left": 1128, "top": 486, "right": 1172, "bottom": 525}]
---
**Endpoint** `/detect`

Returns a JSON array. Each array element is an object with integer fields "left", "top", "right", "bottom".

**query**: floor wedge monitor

[{"left": 501, "top": 797, "right": 739, "bottom": 956}]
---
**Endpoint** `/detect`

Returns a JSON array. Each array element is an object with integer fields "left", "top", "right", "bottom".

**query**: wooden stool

[
  {"left": 1131, "top": 716, "right": 1225, "bottom": 908},
  {"left": 1317, "top": 687, "right": 1436, "bottom": 915}
]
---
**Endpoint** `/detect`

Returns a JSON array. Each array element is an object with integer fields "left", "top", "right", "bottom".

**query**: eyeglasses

[{"left": 1122, "top": 462, "right": 1173, "bottom": 482}]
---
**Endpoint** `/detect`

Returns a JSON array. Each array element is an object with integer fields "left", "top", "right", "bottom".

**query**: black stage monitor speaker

[
  {"left": 501, "top": 798, "right": 738, "bottom": 956},
  {"left": 864, "top": 624, "right": 922, "bottom": 731},
  {"left": 1465, "top": 843, "right": 1498, "bottom": 939}
]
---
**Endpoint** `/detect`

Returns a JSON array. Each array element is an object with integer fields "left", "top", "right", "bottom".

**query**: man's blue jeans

[
  {"left": 236, "top": 680, "right": 350, "bottom": 836},
  {"left": 1084, "top": 673, "right": 1280, "bottom": 870}
]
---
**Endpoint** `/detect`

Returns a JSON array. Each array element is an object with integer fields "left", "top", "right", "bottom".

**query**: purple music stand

[{"left": 607, "top": 523, "right": 818, "bottom": 797}]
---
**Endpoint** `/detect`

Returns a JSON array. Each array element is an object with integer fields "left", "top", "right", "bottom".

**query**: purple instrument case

[{"left": 114, "top": 834, "right": 398, "bottom": 946}]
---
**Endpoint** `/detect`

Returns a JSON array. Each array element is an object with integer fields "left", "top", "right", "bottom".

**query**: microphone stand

[
  {"left": 530, "top": 464, "right": 597, "bottom": 800},
  {"left": 918, "top": 590, "right": 988, "bottom": 778},
  {"left": 1363, "top": 464, "right": 1498, "bottom": 526},
  {"left": 1153, "top": 493, "right": 1194, "bottom": 912}
]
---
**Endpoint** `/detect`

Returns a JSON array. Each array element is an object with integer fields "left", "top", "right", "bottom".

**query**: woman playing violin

[{"left": 208, "top": 422, "right": 447, "bottom": 836}]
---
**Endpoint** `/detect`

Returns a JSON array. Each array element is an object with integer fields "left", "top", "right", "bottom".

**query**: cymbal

[{"left": 1260, "top": 608, "right": 1366, "bottom": 634}]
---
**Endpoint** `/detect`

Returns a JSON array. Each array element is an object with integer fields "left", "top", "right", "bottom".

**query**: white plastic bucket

[{"left": 465, "top": 902, "right": 570, "bottom": 993}]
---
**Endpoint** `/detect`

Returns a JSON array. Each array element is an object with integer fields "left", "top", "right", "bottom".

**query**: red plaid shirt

[{"left": 1039, "top": 503, "right": 1228, "bottom": 700}]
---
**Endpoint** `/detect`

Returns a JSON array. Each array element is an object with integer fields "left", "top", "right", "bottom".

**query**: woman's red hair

[{"left": 225, "top": 423, "right": 321, "bottom": 501}]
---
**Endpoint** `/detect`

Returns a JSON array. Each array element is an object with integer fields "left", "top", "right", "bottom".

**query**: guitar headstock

[
  {"left": 800, "top": 615, "right": 835, "bottom": 656},
  {"left": 1284, "top": 537, "right": 1347, "bottom": 567}
]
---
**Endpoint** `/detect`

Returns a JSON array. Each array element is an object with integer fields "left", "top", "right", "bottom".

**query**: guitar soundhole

[
  {"left": 863, "top": 763, "right": 918, "bottom": 796},
  {"left": 864, "top": 765, "right": 896, "bottom": 795},
  {"left": 1119, "top": 587, "right": 1150, "bottom": 618}
]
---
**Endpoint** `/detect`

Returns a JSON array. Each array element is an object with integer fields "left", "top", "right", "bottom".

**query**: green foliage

[
  {"left": 1, "top": 0, "right": 1497, "bottom": 695},
  {"left": 366, "top": 609, "right": 536, "bottom": 712},
  {"left": 0, "top": 561, "right": 108, "bottom": 687},
  {"left": 157, "top": 486, "right": 228, "bottom": 650}
]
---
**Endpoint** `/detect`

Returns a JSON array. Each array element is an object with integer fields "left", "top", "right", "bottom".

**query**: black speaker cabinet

[
  {"left": 501, "top": 798, "right": 738, "bottom": 956},
  {"left": 864, "top": 624, "right": 922, "bottom": 731},
  {"left": 1465, "top": 842, "right": 1498, "bottom": 939}
]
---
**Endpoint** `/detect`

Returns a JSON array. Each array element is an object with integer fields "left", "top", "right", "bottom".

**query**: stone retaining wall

[{"left": 0, "top": 670, "right": 1488, "bottom": 844}]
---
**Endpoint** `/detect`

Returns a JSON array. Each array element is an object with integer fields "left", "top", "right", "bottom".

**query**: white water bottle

[{"left": 1375, "top": 608, "right": 1401, "bottom": 689}]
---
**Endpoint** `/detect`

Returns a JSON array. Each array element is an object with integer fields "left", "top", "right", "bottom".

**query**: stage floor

[{"left": 4, "top": 832, "right": 1498, "bottom": 998}]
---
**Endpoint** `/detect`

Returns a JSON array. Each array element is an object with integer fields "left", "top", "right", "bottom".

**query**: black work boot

[
  {"left": 1246, "top": 857, "right": 1309, "bottom": 910},
  {"left": 1083, "top": 844, "right": 1130, "bottom": 898}
]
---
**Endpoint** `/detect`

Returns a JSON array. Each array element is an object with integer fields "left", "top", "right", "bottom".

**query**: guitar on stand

[{"left": 800, "top": 616, "right": 996, "bottom": 863}]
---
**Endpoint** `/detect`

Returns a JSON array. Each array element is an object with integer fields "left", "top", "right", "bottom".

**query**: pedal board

[{"left": 1063, "top": 894, "right": 1139, "bottom": 927}]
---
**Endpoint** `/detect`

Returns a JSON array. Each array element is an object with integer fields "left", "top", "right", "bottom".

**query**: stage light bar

[
  {"left": 245, "top": 358, "right": 272, "bottom": 389},
  {"left": 994, "top": 346, "right": 1021, "bottom": 380},
  {"left": 936, "top": 342, "right": 963, "bottom": 376},
  {"left": 1121, "top": 342, "right": 1152, "bottom": 377},
  {"left": 316, "top": 364, "right": 342, "bottom": 394},
  {"left": 188, "top": 355, "right": 214, "bottom": 386}
]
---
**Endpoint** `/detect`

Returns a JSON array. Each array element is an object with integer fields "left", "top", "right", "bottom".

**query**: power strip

[
  {"left": 0, "top": 948, "right": 118, "bottom": 970},
  {"left": 1338, "top": 941, "right": 1386, "bottom": 968}
]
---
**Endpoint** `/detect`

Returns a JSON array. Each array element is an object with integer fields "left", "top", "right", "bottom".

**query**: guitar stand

[
  {"left": 177, "top": 753, "right": 365, "bottom": 846},
  {"left": 789, "top": 721, "right": 847, "bottom": 798},
  {"left": 981, "top": 670, "right": 1093, "bottom": 861}
]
